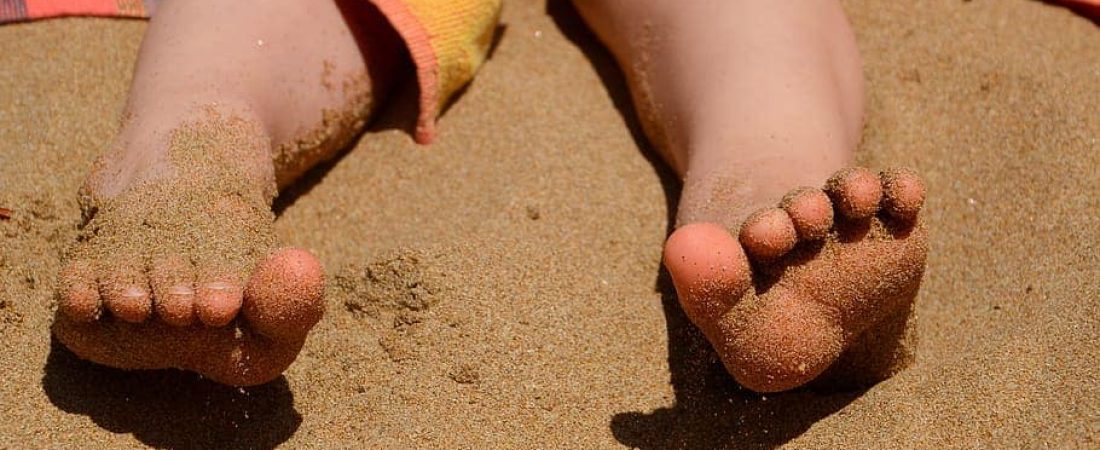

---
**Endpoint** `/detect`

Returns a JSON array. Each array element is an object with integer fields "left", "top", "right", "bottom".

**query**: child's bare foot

[
  {"left": 54, "top": 112, "right": 325, "bottom": 386},
  {"left": 574, "top": 0, "right": 928, "bottom": 391},
  {"left": 664, "top": 168, "right": 927, "bottom": 392},
  {"left": 53, "top": 0, "right": 401, "bottom": 385}
]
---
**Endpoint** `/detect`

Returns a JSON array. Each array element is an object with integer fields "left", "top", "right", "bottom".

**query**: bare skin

[
  {"left": 1052, "top": 0, "right": 1100, "bottom": 19},
  {"left": 575, "top": 0, "right": 929, "bottom": 392},
  {"left": 55, "top": 0, "right": 932, "bottom": 391},
  {"left": 54, "top": 0, "right": 403, "bottom": 385}
]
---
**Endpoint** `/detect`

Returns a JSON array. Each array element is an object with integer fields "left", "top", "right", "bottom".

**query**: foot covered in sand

[
  {"left": 54, "top": 115, "right": 325, "bottom": 386},
  {"left": 664, "top": 167, "right": 928, "bottom": 393}
]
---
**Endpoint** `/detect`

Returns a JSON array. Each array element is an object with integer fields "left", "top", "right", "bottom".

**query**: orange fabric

[
  {"left": 369, "top": 0, "right": 502, "bottom": 144},
  {"left": 369, "top": 0, "right": 442, "bottom": 144}
]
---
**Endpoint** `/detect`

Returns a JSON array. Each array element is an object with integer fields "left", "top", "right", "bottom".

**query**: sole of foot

[{"left": 664, "top": 167, "right": 928, "bottom": 393}]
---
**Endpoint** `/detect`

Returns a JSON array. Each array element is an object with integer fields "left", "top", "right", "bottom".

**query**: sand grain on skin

[
  {"left": 0, "top": 0, "right": 1098, "bottom": 448},
  {"left": 71, "top": 114, "right": 277, "bottom": 283}
]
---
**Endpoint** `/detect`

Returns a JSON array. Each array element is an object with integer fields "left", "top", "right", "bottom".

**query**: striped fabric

[{"left": 371, "top": 0, "right": 501, "bottom": 143}]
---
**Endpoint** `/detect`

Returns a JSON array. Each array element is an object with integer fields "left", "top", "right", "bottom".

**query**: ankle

[
  {"left": 88, "top": 102, "right": 275, "bottom": 200},
  {"left": 675, "top": 148, "right": 849, "bottom": 229}
]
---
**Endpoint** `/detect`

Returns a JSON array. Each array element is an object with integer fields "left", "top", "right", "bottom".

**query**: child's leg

[
  {"left": 54, "top": 0, "right": 403, "bottom": 385},
  {"left": 574, "top": 0, "right": 928, "bottom": 392}
]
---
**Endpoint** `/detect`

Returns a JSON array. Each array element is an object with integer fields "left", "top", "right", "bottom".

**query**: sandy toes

[
  {"left": 664, "top": 167, "right": 928, "bottom": 392},
  {"left": 54, "top": 116, "right": 325, "bottom": 386}
]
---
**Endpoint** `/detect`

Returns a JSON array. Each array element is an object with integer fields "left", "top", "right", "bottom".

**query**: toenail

[
  {"left": 204, "top": 282, "right": 235, "bottom": 291},
  {"left": 167, "top": 285, "right": 195, "bottom": 296},
  {"left": 121, "top": 287, "right": 147, "bottom": 298}
]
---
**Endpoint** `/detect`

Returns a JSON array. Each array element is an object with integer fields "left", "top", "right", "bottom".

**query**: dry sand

[{"left": 1, "top": 0, "right": 1098, "bottom": 448}]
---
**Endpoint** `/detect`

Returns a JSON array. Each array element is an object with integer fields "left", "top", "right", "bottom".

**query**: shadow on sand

[
  {"left": 547, "top": 2, "right": 867, "bottom": 448},
  {"left": 42, "top": 338, "right": 301, "bottom": 449}
]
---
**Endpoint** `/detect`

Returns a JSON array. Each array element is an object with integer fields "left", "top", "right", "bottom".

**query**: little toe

[
  {"left": 739, "top": 208, "right": 798, "bottom": 261},
  {"left": 780, "top": 187, "right": 834, "bottom": 241},
  {"left": 196, "top": 278, "right": 244, "bottom": 327},
  {"left": 664, "top": 223, "right": 752, "bottom": 324},
  {"left": 100, "top": 262, "right": 153, "bottom": 323},
  {"left": 57, "top": 260, "right": 101, "bottom": 322},
  {"left": 880, "top": 168, "right": 926, "bottom": 222},
  {"left": 243, "top": 248, "right": 326, "bottom": 343},
  {"left": 150, "top": 255, "right": 197, "bottom": 327},
  {"left": 825, "top": 167, "right": 883, "bottom": 221}
]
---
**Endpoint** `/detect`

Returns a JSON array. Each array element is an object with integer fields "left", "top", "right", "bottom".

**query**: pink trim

[
  {"left": 25, "top": 0, "right": 126, "bottom": 17},
  {"left": 368, "top": 0, "right": 440, "bottom": 144}
]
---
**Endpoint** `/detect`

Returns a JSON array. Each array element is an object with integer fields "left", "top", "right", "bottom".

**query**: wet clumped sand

[
  {"left": 338, "top": 250, "right": 441, "bottom": 319},
  {"left": 1, "top": 0, "right": 1099, "bottom": 448},
  {"left": 334, "top": 249, "right": 449, "bottom": 365}
]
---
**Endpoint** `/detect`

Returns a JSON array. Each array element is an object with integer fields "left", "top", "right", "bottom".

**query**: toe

[
  {"left": 825, "top": 167, "right": 883, "bottom": 221},
  {"left": 243, "top": 248, "right": 326, "bottom": 342},
  {"left": 57, "top": 260, "right": 101, "bottom": 322},
  {"left": 781, "top": 187, "right": 834, "bottom": 241},
  {"left": 739, "top": 209, "right": 798, "bottom": 261},
  {"left": 196, "top": 278, "right": 244, "bottom": 327},
  {"left": 664, "top": 223, "right": 752, "bottom": 324},
  {"left": 880, "top": 168, "right": 926, "bottom": 222},
  {"left": 150, "top": 255, "right": 196, "bottom": 327},
  {"left": 100, "top": 261, "right": 152, "bottom": 323}
]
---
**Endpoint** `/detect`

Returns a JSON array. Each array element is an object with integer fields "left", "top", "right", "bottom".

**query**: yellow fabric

[{"left": 402, "top": 0, "right": 501, "bottom": 113}]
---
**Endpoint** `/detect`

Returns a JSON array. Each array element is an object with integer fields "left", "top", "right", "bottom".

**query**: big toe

[
  {"left": 664, "top": 223, "right": 752, "bottom": 324},
  {"left": 242, "top": 248, "right": 325, "bottom": 342}
]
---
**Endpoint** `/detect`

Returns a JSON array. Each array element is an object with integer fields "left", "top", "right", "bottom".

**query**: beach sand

[{"left": 1, "top": 0, "right": 1097, "bottom": 448}]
